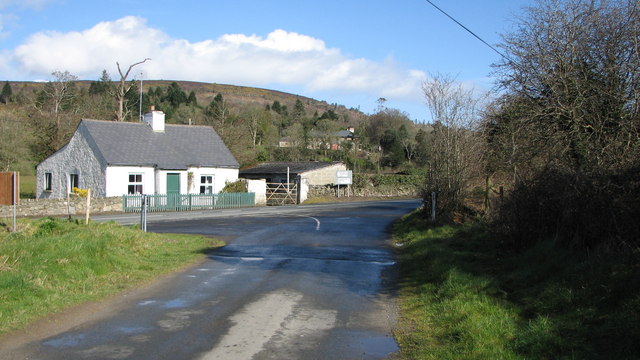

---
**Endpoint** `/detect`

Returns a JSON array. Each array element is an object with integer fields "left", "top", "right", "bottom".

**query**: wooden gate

[
  {"left": 0, "top": 172, "right": 19, "bottom": 206},
  {"left": 266, "top": 182, "right": 298, "bottom": 206}
]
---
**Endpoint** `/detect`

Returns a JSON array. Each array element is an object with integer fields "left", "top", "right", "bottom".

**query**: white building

[{"left": 36, "top": 109, "right": 239, "bottom": 199}]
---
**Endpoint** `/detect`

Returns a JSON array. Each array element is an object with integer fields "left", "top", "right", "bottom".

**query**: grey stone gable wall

[
  {"left": 81, "top": 119, "right": 239, "bottom": 169},
  {"left": 36, "top": 125, "right": 107, "bottom": 199}
]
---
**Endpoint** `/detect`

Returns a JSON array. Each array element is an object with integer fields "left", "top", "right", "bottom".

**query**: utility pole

[{"left": 139, "top": 71, "right": 144, "bottom": 121}]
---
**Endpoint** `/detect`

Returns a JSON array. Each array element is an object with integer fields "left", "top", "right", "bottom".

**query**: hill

[{"left": 6, "top": 80, "right": 367, "bottom": 125}]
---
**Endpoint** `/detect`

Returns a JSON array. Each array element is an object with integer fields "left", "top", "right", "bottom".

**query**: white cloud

[{"left": 6, "top": 16, "right": 426, "bottom": 103}]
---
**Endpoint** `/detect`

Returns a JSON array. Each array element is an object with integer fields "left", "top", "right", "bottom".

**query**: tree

[
  {"left": 488, "top": 0, "right": 640, "bottom": 249},
  {"left": 115, "top": 58, "right": 150, "bottom": 121},
  {"left": 494, "top": 0, "right": 640, "bottom": 172},
  {"left": 422, "top": 74, "right": 486, "bottom": 218},
  {"left": 165, "top": 81, "right": 188, "bottom": 108},
  {"left": 0, "top": 109, "right": 31, "bottom": 170},
  {"left": 206, "top": 93, "right": 229, "bottom": 136},
  {"left": 292, "top": 98, "right": 306, "bottom": 123},
  {"left": 241, "top": 106, "right": 270, "bottom": 148},
  {"left": 1, "top": 81, "right": 13, "bottom": 104},
  {"left": 89, "top": 70, "right": 113, "bottom": 95},
  {"left": 187, "top": 91, "right": 198, "bottom": 106},
  {"left": 35, "top": 70, "right": 79, "bottom": 149},
  {"left": 398, "top": 124, "right": 417, "bottom": 164}
]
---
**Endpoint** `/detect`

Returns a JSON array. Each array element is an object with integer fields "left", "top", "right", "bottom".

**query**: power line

[{"left": 424, "top": 0, "right": 512, "bottom": 62}]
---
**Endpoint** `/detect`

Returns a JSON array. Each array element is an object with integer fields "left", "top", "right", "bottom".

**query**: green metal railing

[{"left": 123, "top": 192, "right": 255, "bottom": 213}]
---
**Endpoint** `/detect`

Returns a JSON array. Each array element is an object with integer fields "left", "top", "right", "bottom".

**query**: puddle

[
  {"left": 117, "top": 326, "right": 149, "bottom": 334},
  {"left": 371, "top": 261, "right": 396, "bottom": 266},
  {"left": 137, "top": 300, "right": 157, "bottom": 306},
  {"left": 240, "top": 257, "right": 265, "bottom": 261},
  {"left": 163, "top": 298, "right": 189, "bottom": 309},
  {"left": 42, "top": 333, "right": 86, "bottom": 348},
  {"left": 355, "top": 334, "right": 399, "bottom": 357}
]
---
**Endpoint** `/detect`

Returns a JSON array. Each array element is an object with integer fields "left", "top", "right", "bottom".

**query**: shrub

[
  {"left": 495, "top": 165, "right": 640, "bottom": 250},
  {"left": 220, "top": 180, "right": 248, "bottom": 193}
]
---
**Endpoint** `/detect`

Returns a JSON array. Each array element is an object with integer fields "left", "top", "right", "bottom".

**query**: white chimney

[{"left": 143, "top": 105, "right": 165, "bottom": 132}]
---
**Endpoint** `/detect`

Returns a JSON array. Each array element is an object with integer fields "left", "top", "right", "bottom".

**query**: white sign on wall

[{"left": 336, "top": 170, "right": 353, "bottom": 185}]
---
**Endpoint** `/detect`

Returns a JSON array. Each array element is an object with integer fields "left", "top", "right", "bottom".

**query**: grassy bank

[
  {"left": 392, "top": 212, "right": 640, "bottom": 359},
  {"left": 0, "top": 218, "right": 222, "bottom": 334}
]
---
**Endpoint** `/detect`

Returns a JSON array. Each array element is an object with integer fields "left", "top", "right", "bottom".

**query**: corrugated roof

[
  {"left": 80, "top": 119, "right": 239, "bottom": 169},
  {"left": 240, "top": 161, "right": 342, "bottom": 176}
]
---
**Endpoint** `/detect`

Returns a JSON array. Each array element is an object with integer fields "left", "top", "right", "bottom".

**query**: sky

[{"left": 0, "top": 0, "right": 533, "bottom": 122}]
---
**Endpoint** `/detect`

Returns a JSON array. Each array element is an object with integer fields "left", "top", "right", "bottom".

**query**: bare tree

[
  {"left": 35, "top": 70, "right": 78, "bottom": 149},
  {"left": 241, "top": 106, "right": 265, "bottom": 148},
  {"left": 422, "top": 73, "right": 486, "bottom": 218},
  {"left": 205, "top": 94, "right": 229, "bottom": 136},
  {"left": 115, "top": 58, "right": 150, "bottom": 121},
  {"left": 494, "top": 0, "right": 640, "bottom": 172}
]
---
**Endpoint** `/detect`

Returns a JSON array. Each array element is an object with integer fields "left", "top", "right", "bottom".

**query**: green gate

[{"left": 123, "top": 192, "right": 256, "bottom": 212}]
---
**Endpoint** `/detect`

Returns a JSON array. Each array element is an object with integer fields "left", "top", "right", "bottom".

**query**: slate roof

[
  {"left": 240, "top": 161, "right": 341, "bottom": 176},
  {"left": 335, "top": 129, "right": 355, "bottom": 138},
  {"left": 79, "top": 119, "right": 239, "bottom": 169}
]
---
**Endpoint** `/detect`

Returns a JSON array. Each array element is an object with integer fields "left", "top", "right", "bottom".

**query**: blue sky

[{"left": 0, "top": 0, "right": 532, "bottom": 122}]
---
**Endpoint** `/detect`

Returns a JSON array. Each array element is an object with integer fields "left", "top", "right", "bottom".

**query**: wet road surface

[{"left": 1, "top": 200, "right": 420, "bottom": 359}]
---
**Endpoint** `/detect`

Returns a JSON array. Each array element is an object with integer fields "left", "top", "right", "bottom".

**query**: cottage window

[
  {"left": 44, "top": 173, "right": 52, "bottom": 191},
  {"left": 69, "top": 174, "right": 79, "bottom": 192},
  {"left": 128, "top": 174, "right": 143, "bottom": 194},
  {"left": 200, "top": 175, "right": 213, "bottom": 194}
]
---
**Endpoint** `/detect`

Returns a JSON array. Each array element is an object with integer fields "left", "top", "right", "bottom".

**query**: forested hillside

[{"left": 0, "top": 77, "right": 431, "bottom": 176}]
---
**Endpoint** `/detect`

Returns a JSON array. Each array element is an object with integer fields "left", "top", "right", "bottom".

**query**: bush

[
  {"left": 220, "top": 180, "right": 248, "bottom": 193},
  {"left": 495, "top": 165, "right": 640, "bottom": 250}
]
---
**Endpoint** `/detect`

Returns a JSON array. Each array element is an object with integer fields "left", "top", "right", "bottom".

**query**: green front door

[{"left": 166, "top": 173, "right": 180, "bottom": 209}]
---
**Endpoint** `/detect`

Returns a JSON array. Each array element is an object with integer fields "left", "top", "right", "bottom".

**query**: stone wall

[
  {"left": 0, "top": 196, "right": 122, "bottom": 218},
  {"left": 308, "top": 184, "right": 420, "bottom": 199}
]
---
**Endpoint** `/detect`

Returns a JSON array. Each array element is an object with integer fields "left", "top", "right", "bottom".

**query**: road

[{"left": 1, "top": 199, "right": 420, "bottom": 360}]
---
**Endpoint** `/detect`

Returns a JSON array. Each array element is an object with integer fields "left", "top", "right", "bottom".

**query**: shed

[{"left": 239, "top": 161, "right": 347, "bottom": 186}]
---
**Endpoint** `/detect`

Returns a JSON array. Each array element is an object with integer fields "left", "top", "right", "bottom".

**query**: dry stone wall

[
  {"left": 308, "top": 184, "right": 420, "bottom": 199},
  {"left": 0, "top": 196, "right": 122, "bottom": 218}
]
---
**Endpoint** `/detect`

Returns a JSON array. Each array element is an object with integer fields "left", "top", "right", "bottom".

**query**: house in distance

[{"left": 36, "top": 107, "right": 239, "bottom": 199}]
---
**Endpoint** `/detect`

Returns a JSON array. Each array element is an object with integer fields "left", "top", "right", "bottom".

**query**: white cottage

[{"left": 36, "top": 109, "right": 239, "bottom": 199}]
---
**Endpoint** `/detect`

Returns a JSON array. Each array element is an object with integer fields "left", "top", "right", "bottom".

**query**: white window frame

[
  {"left": 128, "top": 173, "right": 143, "bottom": 194},
  {"left": 200, "top": 175, "right": 214, "bottom": 194},
  {"left": 69, "top": 173, "right": 79, "bottom": 193},
  {"left": 44, "top": 172, "right": 53, "bottom": 191}
]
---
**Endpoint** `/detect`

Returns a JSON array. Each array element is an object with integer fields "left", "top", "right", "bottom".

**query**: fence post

[
  {"left": 140, "top": 195, "right": 147, "bottom": 232},
  {"left": 85, "top": 189, "right": 91, "bottom": 224},
  {"left": 12, "top": 172, "right": 17, "bottom": 232}
]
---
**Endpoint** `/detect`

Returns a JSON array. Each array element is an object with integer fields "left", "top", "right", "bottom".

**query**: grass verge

[
  {"left": 392, "top": 211, "right": 640, "bottom": 359},
  {"left": 0, "top": 217, "right": 222, "bottom": 335}
]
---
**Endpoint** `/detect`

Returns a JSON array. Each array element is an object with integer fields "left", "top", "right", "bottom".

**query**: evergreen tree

[
  {"left": 1, "top": 81, "right": 13, "bottom": 104},
  {"left": 89, "top": 70, "right": 112, "bottom": 94},
  {"left": 187, "top": 90, "right": 198, "bottom": 106}
]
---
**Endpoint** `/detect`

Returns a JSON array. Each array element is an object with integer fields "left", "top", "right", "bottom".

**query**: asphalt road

[{"left": 3, "top": 199, "right": 420, "bottom": 360}]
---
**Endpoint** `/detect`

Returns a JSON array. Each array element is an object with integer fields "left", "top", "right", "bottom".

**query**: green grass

[
  {"left": 0, "top": 218, "right": 223, "bottom": 334},
  {"left": 19, "top": 175, "right": 35, "bottom": 198},
  {"left": 392, "top": 212, "right": 640, "bottom": 360}
]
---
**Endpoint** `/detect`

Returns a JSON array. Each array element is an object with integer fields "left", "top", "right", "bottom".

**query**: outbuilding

[{"left": 239, "top": 161, "right": 347, "bottom": 185}]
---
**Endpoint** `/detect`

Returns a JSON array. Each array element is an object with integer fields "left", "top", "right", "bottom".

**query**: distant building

[{"left": 279, "top": 128, "right": 357, "bottom": 150}]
